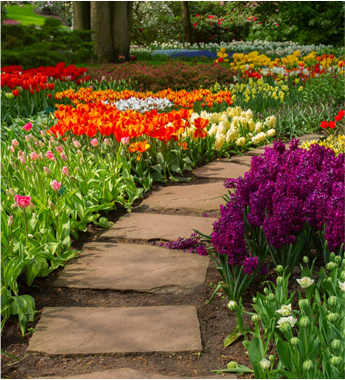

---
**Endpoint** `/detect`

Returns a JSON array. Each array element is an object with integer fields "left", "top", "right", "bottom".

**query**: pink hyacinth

[
  {"left": 90, "top": 138, "right": 98, "bottom": 147},
  {"left": 23, "top": 122, "right": 32, "bottom": 131},
  {"left": 50, "top": 180, "right": 61, "bottom": 191},
  {"left": 14, "top": 194, "right": 31, "bottom": 209}
]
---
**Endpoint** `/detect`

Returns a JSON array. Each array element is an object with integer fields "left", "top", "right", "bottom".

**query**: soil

[{"left": 1, "top": 173, "right": 320, "bottom": 379}]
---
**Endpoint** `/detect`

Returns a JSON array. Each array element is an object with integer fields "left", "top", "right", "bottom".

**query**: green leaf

[{"left": 224, "top": 326, "right": 243, "bottom": 347}]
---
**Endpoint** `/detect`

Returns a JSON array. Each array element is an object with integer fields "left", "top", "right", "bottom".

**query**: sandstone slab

[
  {"left": 29, "top": 306, "right": 202, "bottom": 355},
  {"left": 229, "top": 155, "right": 252, "bottom": 166},
  {"left": 193, "top": 161, "right": 248, "bottom": 179},
  {"left": 101, "top": 213, "right": 216, "bottom": 241},
  {"left": 298, "top": 133, "right": 324, "bottom": 142},
  {"left": 54, "top": 243, "right": 209, "bottom": 291},
  {"left": 138, "top": 182, "right": 226, "bottom": 213},
  {"left": 53, "top": 368, "right": 236, "bottom": 379}
]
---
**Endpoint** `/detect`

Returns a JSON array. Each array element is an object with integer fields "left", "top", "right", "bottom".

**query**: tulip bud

[
  {"left": 252, "top": 297, "right": 257, "bottom": 303},
  {"left": 298, "top": 299, "right": 309, "bottom": 309},
  {"left": 303, "top": 256, "right": 309, "bottom": 264},
  {"left": 29, "top": 202, "right": 35, "bottom": 210},
  {"left": 279, "top": 321, "right": 291, "bottom": 333},
  {"left": 290, "top": 337, "right": 299, "bottom": 346},
  {"left": 342, "top": 260, "right": 345, "bottom": 268},
  {"left": 328, "top": 296, "right": 337, "bottom": 307},
  {"left": 340, "top": 270, "right": 345, "bottom": 281},
  {"left": 8, "top": 215, "right": 14, "bottom": 227},
  {"left": 330, "top": 356, "right": 342, "bottom": 366},
  {"left": 302, "top": 360, "right": 314, "bottom": 371},
  {"left": 227, "top": 361, "right": 237, "bottom": 369},
  {"left": 326, "top": 262, "right": 337, "bottom": 271},
  {"left": 49, "top": 201, "right": 55, "bottom": 210},
  {"left": 300, "top": 316, "right": 310, "bottom": 328},
  {"left": 267, "top": 293, "right": 275, "bottom": 302},
  {"left": 77, "top": 149, "right": 82, "bottom": 157},
  {"left": 331, "top": 339, "right": 341, "bottom": 350},
  {"left": 276, "top": 276, "right": 284, "bottom": 286},
  {"left": 9, "top": 188, "right": 15, "bottom": 197},
  {"left": 80, "top": 158, "right": 84, "bottom": 165},
  {"left": 269, "top": 355, "right": 275, "bottom": 362},
  {"left": 227, "top": 300, "right": 237, "bottom": 311},
  {"left": 251, "top": 314, "right": 259, "bottom": 323},
  {"left": 327, "top": 313, "right": 339, "bottom": 323},
  {"left": 263, "top": 287, "right": 269, "bottom": 294},
  {"left": 276, "top": 264, "right": 283, "bottom": 272},
  {"left": 28, "top": 234, "right": 34, "bottom": 239},
  {"left": 260, "top": 358, "right": 271, "bottom": 370},
  {"left": 334, "top": 255, "right": 341, "bottom": 264},
  {"left": 26, "top": 165, "right": 33, "bottom": 173},
  {"left": 43, "top": 166, "right": 51, "bottom": 175},
  {"left": 330, "top": 252, "right": 336, "bottom": 261}
]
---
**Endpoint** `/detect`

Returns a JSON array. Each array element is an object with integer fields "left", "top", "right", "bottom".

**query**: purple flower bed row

[
  {"left": 212, "top": 139, "right": 344, "bottom": 274},
  {"left": 86, "top": 61, "right": 235, "bottom": 92}
]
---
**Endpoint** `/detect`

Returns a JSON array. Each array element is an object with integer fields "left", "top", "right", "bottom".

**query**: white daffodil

[
  {"left": 276, "top": 304, "right": 292, "bottom": 316},
  {"left": 297, "top": 277, "right": 314, "bottom": 288}
]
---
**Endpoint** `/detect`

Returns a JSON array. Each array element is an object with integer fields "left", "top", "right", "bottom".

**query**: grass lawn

[{"left": 5, "top": 4, "right": 47, "bottom": 25}]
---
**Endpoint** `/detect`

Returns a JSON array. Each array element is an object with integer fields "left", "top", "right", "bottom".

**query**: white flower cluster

[
  {"left": 141, "top": 40, "right": 332, "bottom": 57},
  {"left": 191, "top": 107, "right": 276, "bottom": 151},
  {"left": 103, "top": 97, "right": 173, "bottom": 113}
]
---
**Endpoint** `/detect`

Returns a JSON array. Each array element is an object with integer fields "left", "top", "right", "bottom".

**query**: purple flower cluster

[{"left": 217, "top": 139, "right": 344, "bottom": 261}]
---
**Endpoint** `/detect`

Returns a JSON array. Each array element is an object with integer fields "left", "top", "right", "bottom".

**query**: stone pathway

[{"left": 29, "top": 137, "right": 316, "bottom": 378}]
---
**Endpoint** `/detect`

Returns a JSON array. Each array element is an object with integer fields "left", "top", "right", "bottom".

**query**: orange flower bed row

[
  {"left": 50, "top": 102, "right": 209, "bottom": 141},
  {"left": 55, "top": 88, "right": 233, "bottom": 108}
]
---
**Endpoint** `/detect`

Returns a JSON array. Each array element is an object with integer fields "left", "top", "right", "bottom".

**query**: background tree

[
  {"left": 73, "top": 1, "right": 90, "bottom": 30},
  {"left": 181, "top": 1, "right": 191, "bottom": 44}
]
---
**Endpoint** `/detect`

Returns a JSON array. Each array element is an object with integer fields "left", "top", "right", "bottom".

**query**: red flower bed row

[{"left": 86, "top": 61, "right": 235, "bottom": 91}]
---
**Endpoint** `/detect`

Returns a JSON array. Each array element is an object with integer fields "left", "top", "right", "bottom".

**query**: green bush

[{"left": 1, "top": 18, "right": 94, "bottom": 68}]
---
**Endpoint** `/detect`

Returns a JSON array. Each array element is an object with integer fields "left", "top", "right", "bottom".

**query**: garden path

[{"left": 28, "top": 136, "right": 321, "bottom": 379}]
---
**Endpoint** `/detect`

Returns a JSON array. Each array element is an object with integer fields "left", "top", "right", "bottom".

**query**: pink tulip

[
  {"left": 121, "top": 137, "right": 130, "bottom": 145},
  {"left": 60, "top": 152, "right": 68, "bottom": 161},
  {"left": 14, "top": 194, "right": 32, "bottom": 209},
  {"left": 104, "top": 138, "right": 111, "bottom": 146},
  {"left": 11, "top": 139, "right": 19, "bottom": 147},
  {"left": 37, "top": 153, "right": 43, "bottom": 160},
  {"left": 25, "top": 135, "right": 31, "bottom": 142},
  {"left": 39, "top": 140, "right": 45, "bottom": 147},
  {"left": 43, "top": 166, "right": 51, "bottom": 175},
  {"left": 45, "top": 151, "right": 56, "bottom": 161},
  {"left": 30, "top": 151, "right": 38, "bottom": 161},
  {"left": 8, "top": 215, "right": 14, "bottom": 227},
  {"left": 23, "top": 122, "right": 33, "bottom": 132},
  {"left": 10, "top": 145, "right": 15, "bottom": 153},
  {"left": 29, "top": 202, "right": 35, "bottom": 210},
  {"left": 56, "top": 145, "right": 64, "bottom": 153},
  {"left": 62, "top": 166, "right": 69, "bottom": 176},
  {"left": 73, "top": 140, "right": 81, "bottom": 149},
  {"left": 50, "top": 180, "right": 61, "bottom": 191},
  {"left": 40, "top": 130, "right": 46, "bottom": 137},
  {"left": 90, "top": 138, "right": 98, "bottom": 147},
  {"left": 19, "top": 155, "right": 26, "bottom": 164},
  {"left": 77, "top": 150, "right": 82, "bottom": 157}
]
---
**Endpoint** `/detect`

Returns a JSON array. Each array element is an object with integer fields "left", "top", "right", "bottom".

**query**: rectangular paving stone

[
  {"left": 30, "top": 368, "right": 231, "bottom": 380},
  {"left": 54, "top": 243, "right": 209, "bottom": 291},
  {"left": 138, "top": 182, "right": 227, "bottom": 213},
  {"left": 193, "top": 161, "right": 249, "bottom": 179},
  {"left": 101, "top": 213, "right": 216, "bottom": 241},
  {"left": 28, "top": 306, "right": 202, "bottom": 355}
]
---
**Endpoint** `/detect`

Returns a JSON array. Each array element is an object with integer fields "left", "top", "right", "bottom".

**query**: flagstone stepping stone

[
  {"left": 28, "top": 306, "right": 202, "bottom": 355},
  {"left": 230, "top": 155, "right": 252, "bottom": 166},
  {"left": 298, "top": 133, "right": 324, "bottom": 142},
  {"left": 138, "top": 182, "right": 226, "bottom": 213},
  {"left": 101, "top": 213, "right": 216, "bottom": 241},
  {"left": 53, "top": 368, "right": 236, "bottom": 379},
  {"left": 193, "top": 161, "right": 249, "bottom": 179},
  {"left": 54, "top": 243, "right": 209, "bottom": 291}
]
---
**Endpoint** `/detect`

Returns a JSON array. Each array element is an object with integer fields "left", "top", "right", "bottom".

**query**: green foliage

[{"left": 1, "top": 18, "right": 94, "bottom": 68}]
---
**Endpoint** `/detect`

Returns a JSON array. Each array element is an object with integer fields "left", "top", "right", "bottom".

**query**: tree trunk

[
  {"left": 181, "top": 1, "right": 191, "bottom": 44},
  {"left": 73, "top": 1, "right": 91, "bottom": 30},
  {"left": 0, "top": 0, "right": 2, "bottom": 28},
  {"left": 111, "top": 1, "right": 133, "bottom": 62},
  {"left": 90, "top": 1, "right": 114, "bottom": 62}
]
